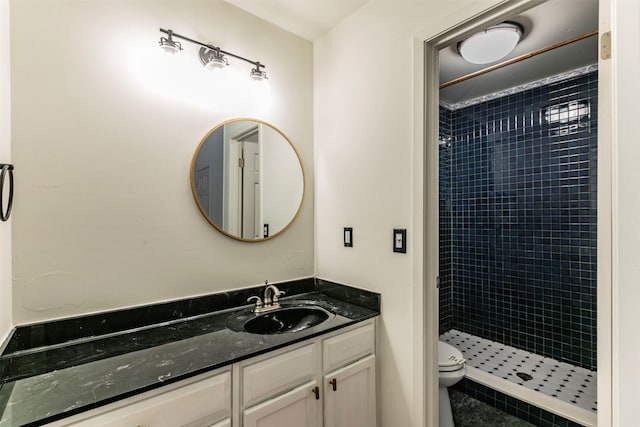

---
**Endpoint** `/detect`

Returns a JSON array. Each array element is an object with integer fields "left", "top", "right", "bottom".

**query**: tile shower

[{"left": 439, "top": 68, "right": 598, "bottom": 426}]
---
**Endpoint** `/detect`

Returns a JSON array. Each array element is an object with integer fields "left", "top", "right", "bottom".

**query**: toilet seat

[
  {"left": 439, "top": 341, "right": 465, "bottom": 372},
  {"left": 438, "top": 341, "right": 467, "bottom": 427}
]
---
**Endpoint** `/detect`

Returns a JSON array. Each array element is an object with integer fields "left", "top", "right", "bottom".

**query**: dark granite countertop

[{"left": 0, "top": 278, "right": 380, "bottom": 427}]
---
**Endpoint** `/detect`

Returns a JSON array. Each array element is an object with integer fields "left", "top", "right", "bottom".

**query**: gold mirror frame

[{"left": 190, "top": 118, "right": 306, "bottom": 242}]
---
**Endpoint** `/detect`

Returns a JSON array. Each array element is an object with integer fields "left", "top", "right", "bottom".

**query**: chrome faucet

[
  {"left": 264, "top": 283, "right": 284, "bottom": 307},
  {"left": 247, "top": 295, "right": 264, "bottom": 311},
  {"left": 247, "top": 281, "right": 285, "bottom": 313}
]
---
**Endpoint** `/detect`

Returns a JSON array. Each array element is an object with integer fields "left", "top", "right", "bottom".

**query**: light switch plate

[
  {"left": 344, "top": 227, "right": 353, "bottom": 247},
  {"left": 393, "top": 229, "right": 406, "bottom": 253}
]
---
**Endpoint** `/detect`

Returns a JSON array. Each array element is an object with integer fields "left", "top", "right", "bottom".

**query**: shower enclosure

[{"left": 438, "top": 67, "right": 598, "bottom": 426}]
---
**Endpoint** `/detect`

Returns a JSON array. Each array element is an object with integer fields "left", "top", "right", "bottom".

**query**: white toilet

[{"left": 439, "top": 341, "right": 466, "bottom": 427}]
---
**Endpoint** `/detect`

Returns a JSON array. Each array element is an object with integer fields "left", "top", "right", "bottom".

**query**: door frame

[{"left": 420, "top": 1, "right": 612, "bottom": 426}]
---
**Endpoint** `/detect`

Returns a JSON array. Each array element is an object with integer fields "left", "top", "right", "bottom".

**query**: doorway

[
  {"left": 224, "top": 125, "right": 262, "bottom": 239},
  {"left": 422, "top": 1, "right": 611, "bottom": 426}
]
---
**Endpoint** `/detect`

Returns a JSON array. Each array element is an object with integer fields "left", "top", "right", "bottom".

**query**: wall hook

[{"left": 0, "top": 163, "right": 14, "bottom": 222}]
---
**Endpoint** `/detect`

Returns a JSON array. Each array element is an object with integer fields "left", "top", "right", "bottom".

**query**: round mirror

[{"left": 191, "top": 118, "right": 305, "bottom": 241}]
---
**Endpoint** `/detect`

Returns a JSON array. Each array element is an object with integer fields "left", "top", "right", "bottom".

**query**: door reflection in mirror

[{"left": 191, "top": 119, "right": 305, "bottom": 241}]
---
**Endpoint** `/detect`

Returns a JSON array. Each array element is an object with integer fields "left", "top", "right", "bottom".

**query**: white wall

[
  {"left": 316, "top": 0, "right": 640, "bottom": 426},
  {"left": 10, "top": 0, "right": 314, "bottom": 325},
  {"left": 314, "top": 2, "right": 502, "bottom": 426},
  {"left": 610, "top": 0, "right": 640, "bottom": 425},
  {"left": 0, "top": 0, "right": 12, "bottom": 342}
]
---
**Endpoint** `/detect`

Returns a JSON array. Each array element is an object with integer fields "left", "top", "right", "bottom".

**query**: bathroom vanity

[{"left": 0, "top": 278, "right": 379, "bottom": 427}]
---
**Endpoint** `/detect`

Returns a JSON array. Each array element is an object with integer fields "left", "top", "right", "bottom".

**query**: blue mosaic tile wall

[
  {"left": 439, "top": 107, "right": 453, "bottom": 334},
  {"left": 439, "top": 71, "right": 598, "bottom": 370}
]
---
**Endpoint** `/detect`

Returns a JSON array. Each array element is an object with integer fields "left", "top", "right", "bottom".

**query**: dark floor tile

[{"left": 449, "top": 389, "right": 536, "bottom": 427}]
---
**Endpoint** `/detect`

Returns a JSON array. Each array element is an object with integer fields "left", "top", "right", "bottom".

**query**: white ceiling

[
  {"left": 225, "top": 0, "right": 368, "bottom": 41},
  {"left": 224, "top": 0, "right": 599, "bottom": 105},
  {"left": 439, "top": 0, "right": 599, "bottom": 105}
]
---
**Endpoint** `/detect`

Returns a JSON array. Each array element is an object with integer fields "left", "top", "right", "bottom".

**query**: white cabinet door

[
  {"left": 243, "top": 380, "right": 320, "bottom": 427},
  {"left": 323, "top": 355, "right": 376, "bottom": 427}
]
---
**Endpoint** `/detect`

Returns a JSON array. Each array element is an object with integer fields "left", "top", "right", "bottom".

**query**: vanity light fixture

[
  {"left": 199, "top": 47, "right": 229, "bottom": 70},
  {"left": 250, "top": 63, "right": 268, "bottom": 81},
  {"left": 159, "top": 28, "right": 267, "bottom": 80},
  {"left": 458, "top": 22, "right": 523, "bottom": 64},
  {"left": 158, "top": 29, "right": 183, "bottom": 55}
]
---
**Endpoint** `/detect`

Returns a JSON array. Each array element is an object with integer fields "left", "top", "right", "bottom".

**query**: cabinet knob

[
  {"left": 312, "top": 386, "right": 320, "bottom": 400},
  {"left": 329, "top": 378, "right": 337, "bottom": 391}
]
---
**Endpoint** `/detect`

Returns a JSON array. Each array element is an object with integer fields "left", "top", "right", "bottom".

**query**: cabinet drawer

[
  {"left": 242, "top": 343, "right": 317, "bottom": 408},
  {"left": 68, "top": 370, "right": 231, "bottom": 427},
  {"left": 322, "top": 322, "right": 375, "bottom": 372}
]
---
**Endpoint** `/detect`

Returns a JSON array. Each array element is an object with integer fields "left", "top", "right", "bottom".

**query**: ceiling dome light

[
  {"left": 199, "top": 47, "right": 229, "bottom": 70},
  {"left": 159, "top": 29, "right": 182, "bottom": 55},
  {"left": 459, "top": 22, "right": 523, "bottom": 64}
]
